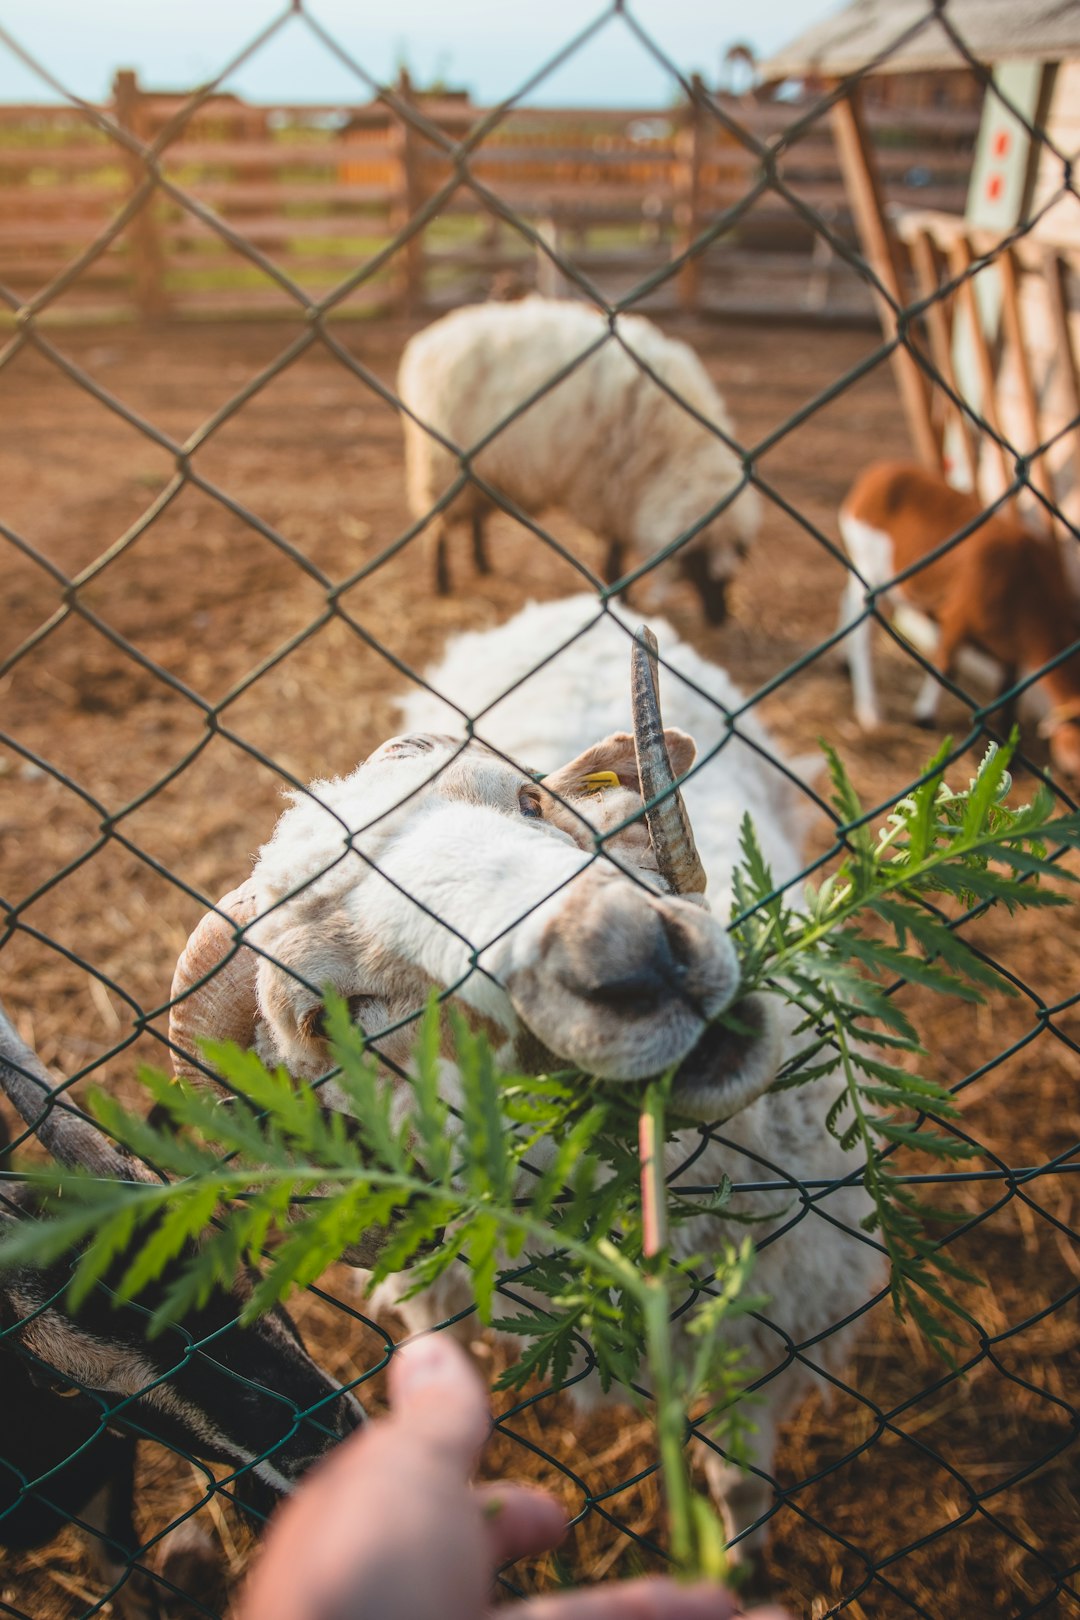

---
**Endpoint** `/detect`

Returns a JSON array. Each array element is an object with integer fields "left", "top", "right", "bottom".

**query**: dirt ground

[{"left": 0, "top": 314, "right": 1077, "bottom": 1620}]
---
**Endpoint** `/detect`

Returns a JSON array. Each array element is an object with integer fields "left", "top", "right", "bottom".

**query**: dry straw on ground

[{"left": 1, "top": 318, "right": 1077, "bottom": 1619}]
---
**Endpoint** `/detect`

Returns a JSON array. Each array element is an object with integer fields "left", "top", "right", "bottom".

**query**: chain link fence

[{"left": 1, "top": 3, "right": 1078, "bottom": 1617}]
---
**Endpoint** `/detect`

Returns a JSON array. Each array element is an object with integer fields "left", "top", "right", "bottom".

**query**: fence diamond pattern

[{"left": 0, "top": 5, "right": 1078, "bottom": 1619}]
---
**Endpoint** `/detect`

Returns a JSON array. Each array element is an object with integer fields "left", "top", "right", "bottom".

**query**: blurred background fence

[{"left": 0, "top": 70, "right": 980, "bottom": 322}]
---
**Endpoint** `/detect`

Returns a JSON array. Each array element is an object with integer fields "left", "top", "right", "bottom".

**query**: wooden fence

[
  {"left": 0, "top": 71, "right": 980, "bottom": 325},
  {"left": 893, "top": 206, "right": 1080, "bottom": 540}
]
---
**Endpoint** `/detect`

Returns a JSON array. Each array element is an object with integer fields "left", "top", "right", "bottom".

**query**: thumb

[{"left": 388, "top": 1333, "right": 492, "bottom": 1466}]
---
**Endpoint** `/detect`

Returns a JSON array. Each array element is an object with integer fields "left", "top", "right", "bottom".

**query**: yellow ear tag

[{"left": 579, "top": 770, "right": 621, "bottom": 793}]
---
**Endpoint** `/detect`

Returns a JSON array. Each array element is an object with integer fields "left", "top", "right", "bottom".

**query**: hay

[{"left": 1, "top": 319, "right": 1076, "bottom": 1619}]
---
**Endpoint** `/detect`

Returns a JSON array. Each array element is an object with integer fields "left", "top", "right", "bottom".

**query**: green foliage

[
  {"left": 2, "top": 731, "right": 1078, "bottom": 1571},
  {"left": 0, "top": 996, "right": 751, "bottom": 1576},
  {"left": 729, "top": 733, "right": 1080, "bottom": 1352}
]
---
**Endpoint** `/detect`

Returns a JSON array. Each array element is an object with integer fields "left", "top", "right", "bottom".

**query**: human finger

[
  {"left": 473, "top": 1482, "right": 568, "bottom": 1565},
  {"left": 388, "top": 1333, "right": 492, "bottom": 1464},
  {"left": 515, "top": 1576, "right": 750, "bottom": 1620}
]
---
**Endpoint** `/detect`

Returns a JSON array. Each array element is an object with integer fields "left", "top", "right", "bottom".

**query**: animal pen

[{"left": 0, "top": 2, "right": 1078, "bottom": 1618}]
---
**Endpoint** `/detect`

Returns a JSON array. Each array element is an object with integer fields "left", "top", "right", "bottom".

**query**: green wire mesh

[{"left": 0, "top": 4, "right": 1078, "bottom": 1616}]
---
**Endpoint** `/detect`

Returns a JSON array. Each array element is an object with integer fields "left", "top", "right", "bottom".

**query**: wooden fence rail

[
  {"left": 894, "top": 207, "right": 1080, "bottom": 539},
  {"left": 0, "top": 70, "right": 980, "bottom": 324}
]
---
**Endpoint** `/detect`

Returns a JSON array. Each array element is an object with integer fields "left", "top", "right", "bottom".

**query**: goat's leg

[
  {"left": 841, "top": 576, "right": 881, "bottom": 730},
  {"left": 994, "top": 664, "right": 1020, "bottom": 737},
  {"left": 86, "top": 1442, "right": 228, "bottom": 1618},
  {"left": 912, "top": 667, "right": 945, "bottom": 728},
  {"left": 155, "top": 1518, "right": 228, "bottom": 1617},
  {"left": 471, "top": 510, "right": 491, "bottom": 575},
  {"left": 912, "top": 605, "right": 965, "bottom": 729},
  {"left": 829, "top": 592, "right": 851, "bottom": 669}
]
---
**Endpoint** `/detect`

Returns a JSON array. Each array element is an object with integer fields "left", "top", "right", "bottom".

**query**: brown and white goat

[
  {"left": 0, "top": 1006, "right": 363, "bottom": 1615},
  {"left": 838, "top": 460, "right": 1080, "bottom": 778}
]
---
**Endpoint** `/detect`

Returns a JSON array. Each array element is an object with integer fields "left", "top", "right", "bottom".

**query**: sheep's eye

[
  {"left": 518, "top": 786, "right": 544, "bottom": 820},
  {"left": 299, "top": 1005, "right": 328, "bottom": 1041},
  {"left": 300, "top": 995, "right": 375, "bottom": 1042}
]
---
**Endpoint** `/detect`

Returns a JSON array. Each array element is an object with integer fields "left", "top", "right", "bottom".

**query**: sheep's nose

[
  {"left": 548, "top": 884, "right": 729, "bottom": 1020},
  {"left": 502, "top": 875, "right": 739, "bottom": 1079}
]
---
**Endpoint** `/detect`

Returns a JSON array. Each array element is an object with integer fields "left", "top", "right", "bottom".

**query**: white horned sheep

[
  {"left": 0, "top": 1004, "right": 363, "bottom": 1616},
  {"left": 396, "top": 296, "right": 761, "bottom": 622},
  {"left": 171, "top": 595, "right": 883, "bottom": 1563},
  {"left": 838, "top": 459, "right": 1080, "bottom": 778}
]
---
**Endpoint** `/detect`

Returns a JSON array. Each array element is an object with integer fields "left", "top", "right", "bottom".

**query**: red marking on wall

[
  {"left": 992, "top": 128, "right": 1011, "bottom": 158},
  {"left": 986, "top": 173, "right": 1004, "bottom": 202}
]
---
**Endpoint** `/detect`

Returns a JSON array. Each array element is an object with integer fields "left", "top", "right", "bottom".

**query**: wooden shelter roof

[{"left": 759, "top": 0, "right": 1080, "bottom": 81}]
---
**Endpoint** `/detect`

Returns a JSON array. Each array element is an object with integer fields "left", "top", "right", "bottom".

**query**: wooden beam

[
  {"left": 830, "top": 85, "right": 939, "bottom": 468},
  {"left": 112, "top": 69, "right": 167, "bottom": 321},
  {"left": 908, "top": 227, "right": 977, "bottom": 487},
  {"left": 1043, "top": 249, "right": 1080, "bottom": 538},
  {"left": 997, "top": 247, "right": 1056, "bottom": 533},
  {"left": 672, "top": 74, "right": 705, "bottom": 314},
  {"left": 946, "top": 234, "right": 1012, "bottom": 495},
  {"left": 390, "top": 69, "right": 425, "bottom": 317}
]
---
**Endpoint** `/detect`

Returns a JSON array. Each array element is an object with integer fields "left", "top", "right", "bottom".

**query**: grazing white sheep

[
  {"left": 170, "top": 595, "right": 882, "bottom": 1561},
  {"left": 397, "top": 297, "right": 760, "bottom": 622}
]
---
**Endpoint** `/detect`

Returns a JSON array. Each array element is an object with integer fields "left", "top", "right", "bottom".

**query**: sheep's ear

[{"left": 544, "top": 729, "right": 696, "bottom": 799}]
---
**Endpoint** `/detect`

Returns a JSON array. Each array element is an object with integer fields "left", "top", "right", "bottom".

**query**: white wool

[
  {"left": 397, "top": 594, "right": 806, "bottom": 913},
  {"left": 398, "top": 298, "right": 759, "bottom": 581},
  {"left": 236, "top": 594, "right": 881, "bottom": 1547},
  {"left": 389, "top": 594, "right": 883, "bottom": 1546},
  {"left": 251, "top": 751, "right": 448, "bottom": 914}
]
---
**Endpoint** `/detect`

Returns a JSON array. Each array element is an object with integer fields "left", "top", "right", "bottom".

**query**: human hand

[{"left": 237, "top": 1333, "right": 790, "bottom": 1620}]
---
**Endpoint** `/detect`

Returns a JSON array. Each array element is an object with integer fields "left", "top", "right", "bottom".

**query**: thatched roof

[{"left": 760, "top": 0, "right": 1080, "bottom": 81}]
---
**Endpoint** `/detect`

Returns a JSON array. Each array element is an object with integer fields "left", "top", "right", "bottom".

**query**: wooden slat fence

[
  {"left": 894, "top": 206, "right": 1080, "bottom": 550},
  {"left": 0, "top": 71, "right": 979, "bottom": 324}
]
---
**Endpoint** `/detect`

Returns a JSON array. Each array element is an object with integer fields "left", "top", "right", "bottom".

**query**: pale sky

[{"left": 0, "top": 2, "right": 842, "bottom": 108}]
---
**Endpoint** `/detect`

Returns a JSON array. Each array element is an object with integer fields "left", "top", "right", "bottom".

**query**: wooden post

[
  {"left": 112, "top": 69, "right": 167, "bottom": 321},
  {"left": 1043, "top": 249, "right": 1080, "bottom": 541},
  {"left": 535, "top": 214, "right": 565, "bottom": 299},
  {"left": 997, "top": 246, "right": 1056, "bottom": 532},
  {"left": 830, "top": 85, "right": 938, "bottom": 467},
  {"left": 673, "top": 73, "right": 705, "bottom": 314},
  {"left": 946, "top": 234, "right": 1012, "bottom": 496},
  {"left": 391, "top": 69, "right": 425, "bottom": 316},
  {"left": 908, "top": 227, "right": 977, "bottom": 488}
]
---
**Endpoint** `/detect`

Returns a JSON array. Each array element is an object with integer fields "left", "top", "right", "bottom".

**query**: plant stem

[
  {"left": 639, "top": 1083, "right": 668, "bottom": 1260},
  {"left": 642, "top": 1271, "right": 696, "bottom": 1571},
  {"left": 638, "top": 1083, "right": 726, "bottom": 1581}
]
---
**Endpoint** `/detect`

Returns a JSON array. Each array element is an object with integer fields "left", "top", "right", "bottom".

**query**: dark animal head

[{"left": 0, "top": 1008, "right": 363, "bottom": 1508}]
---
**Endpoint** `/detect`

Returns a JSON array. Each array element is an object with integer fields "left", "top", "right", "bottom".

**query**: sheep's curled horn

[{"left": 631, "top": 625, "right": 708, "bottom": 902}]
